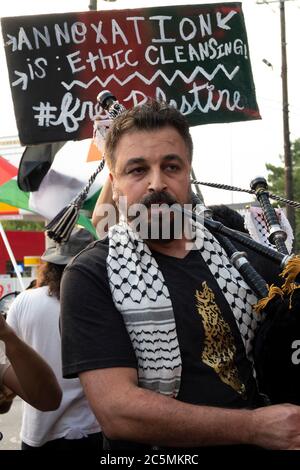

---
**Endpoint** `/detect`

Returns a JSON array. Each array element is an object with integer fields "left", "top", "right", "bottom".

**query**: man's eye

[
  {"left": 129, "top": 167, "right": 145, "bottom": 175},
  {"left": 166, "top": 165, "right": 179, "bottom": 172}
]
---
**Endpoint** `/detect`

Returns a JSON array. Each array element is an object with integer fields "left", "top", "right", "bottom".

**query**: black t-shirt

[{"left": 61, "top": 237, "right": 280, "bottom": 409}]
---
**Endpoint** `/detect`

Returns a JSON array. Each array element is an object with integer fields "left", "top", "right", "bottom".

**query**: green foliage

[
  {"left": 266, "top": 138, "right": 300, "bottom": 250},
  {"left": 1, "top": 220, "right": 45, "bottom": 231}
]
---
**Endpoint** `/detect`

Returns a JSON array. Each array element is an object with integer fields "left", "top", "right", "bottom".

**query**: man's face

[{"left": 110, "top": 126, "right": 192, "bottom": 241}]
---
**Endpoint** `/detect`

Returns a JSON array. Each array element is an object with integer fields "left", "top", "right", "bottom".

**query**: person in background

[
  {"left": 0, "top": 314, "right": 61, "bottom": 414},
  {"left": 26, "top": 279, "right": 37, "bottom": 290},
  {"left": 6, "top": 227, "right": 102, "bottom": 451},
  {"left": 208, "top": 204, "right": 248, "bottom": 234}
]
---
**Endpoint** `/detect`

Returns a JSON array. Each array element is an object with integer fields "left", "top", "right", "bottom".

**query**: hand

[{"left": 250, "top": 403, "right": 300, "bottom": 450}]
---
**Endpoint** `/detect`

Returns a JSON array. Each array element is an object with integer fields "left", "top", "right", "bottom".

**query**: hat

[{"left": 41, "top": 227, "right": 94, "bottom": 265}]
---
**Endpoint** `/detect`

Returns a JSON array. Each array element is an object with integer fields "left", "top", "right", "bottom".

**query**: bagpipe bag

[{"left": 253, "top": 257, "right": 300, "bottom": 405}]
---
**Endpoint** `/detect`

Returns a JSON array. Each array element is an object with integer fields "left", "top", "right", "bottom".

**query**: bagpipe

[
  {"left": 186, "top": 178, "right": 300, "bottom": 406},
  {"left": 45, "top": 92, "right": 300, "bottom": 406}
]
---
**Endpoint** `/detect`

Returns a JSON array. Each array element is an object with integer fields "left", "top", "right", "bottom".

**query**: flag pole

[{"left": 0, "top": 222, "right": 25, "bottom": 291}]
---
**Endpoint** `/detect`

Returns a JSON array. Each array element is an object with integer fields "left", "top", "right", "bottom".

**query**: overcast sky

[{"left": 1, "top": 0, "right": 300, "bottom": 206}]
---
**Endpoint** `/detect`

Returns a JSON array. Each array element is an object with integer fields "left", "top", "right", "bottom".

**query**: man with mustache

[{"left": 61, "top": 100, "right": 300, "bottom": 451}]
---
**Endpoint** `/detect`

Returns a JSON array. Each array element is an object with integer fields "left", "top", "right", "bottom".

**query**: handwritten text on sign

[{"left": 1, "top": 3, "right": 260, "bottom": 145}]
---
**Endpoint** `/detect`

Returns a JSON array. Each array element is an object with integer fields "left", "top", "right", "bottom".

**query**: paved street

[{"left": 0, "top": 396, "right": 22, "bottom": 450}]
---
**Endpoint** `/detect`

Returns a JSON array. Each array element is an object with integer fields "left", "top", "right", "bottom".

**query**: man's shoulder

[{"left": 66, "top": 238, "right": 109, "bottom": 272}]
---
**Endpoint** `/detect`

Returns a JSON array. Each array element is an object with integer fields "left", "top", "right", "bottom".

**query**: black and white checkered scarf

[{"left": 107, "top": 218, "right": 260, "bottom": 397}]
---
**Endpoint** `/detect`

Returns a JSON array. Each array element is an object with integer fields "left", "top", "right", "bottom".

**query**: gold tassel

[
  {"left": 286, "top": 284, "right": 300, "bottom": 309},
  {"left": 254, "top": 284, "right": 284, "bottom": 314},
  {"left": 280, "top": 255, "right": 300, "bottom": 294}
]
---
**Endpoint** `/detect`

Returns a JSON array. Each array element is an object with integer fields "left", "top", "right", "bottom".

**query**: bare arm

[
  {"left": 80, "top": 367, "right": 300, "bottom": 450},
  {"left": 0, "top": 315, "right": 62, "bottom": 411},
  {"left": 92, "top": 178, "right": 118, "bottom": 237}
]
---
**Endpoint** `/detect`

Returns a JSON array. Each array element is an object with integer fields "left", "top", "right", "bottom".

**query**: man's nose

[{"left": 148, "top": 170, "right": 167, "bottom": 193}]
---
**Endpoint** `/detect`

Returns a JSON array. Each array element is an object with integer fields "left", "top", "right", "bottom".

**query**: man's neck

[{"left": 146, "top": 237, "right": 191, "bottom": 259}]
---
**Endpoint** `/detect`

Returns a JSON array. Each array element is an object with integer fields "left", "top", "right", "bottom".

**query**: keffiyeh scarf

[{"left": 107, "top": 218, "right": 260, "bottom": 397}]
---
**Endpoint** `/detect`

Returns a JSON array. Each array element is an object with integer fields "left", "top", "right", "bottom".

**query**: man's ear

[{"left": 109, "top": 173, "right": 118, "bottom": 203}]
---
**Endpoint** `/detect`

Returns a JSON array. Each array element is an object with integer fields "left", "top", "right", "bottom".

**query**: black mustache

[{"left": 140, "top": 191, "right": 178, "bottom": 209}]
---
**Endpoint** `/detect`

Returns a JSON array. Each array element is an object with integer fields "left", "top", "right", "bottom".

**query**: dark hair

[
  {"left": 209, "top": 205, "right": 248, "bottom": 234},
  {"left": 26, "top": 279, "right": 37, "bottom": 290},
  {"left": 37, "top": 262, "right": 66, "bottom": 300},
  {"left": 105, "top": 100, "right": 193, "bottom": 169}
]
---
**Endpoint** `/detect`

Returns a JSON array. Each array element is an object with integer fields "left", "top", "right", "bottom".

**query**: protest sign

[{"left": 1, "top": 3, "right": 260, "bottom": 145}]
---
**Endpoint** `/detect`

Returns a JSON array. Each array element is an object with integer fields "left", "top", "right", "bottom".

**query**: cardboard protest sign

[{"left": 1, "top": 3, "right": 260, "bottom": 145}]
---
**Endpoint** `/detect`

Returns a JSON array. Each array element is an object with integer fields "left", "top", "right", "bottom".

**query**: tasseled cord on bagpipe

[{"left": 45, "top": 91, "right": 126, "bottom": 244}]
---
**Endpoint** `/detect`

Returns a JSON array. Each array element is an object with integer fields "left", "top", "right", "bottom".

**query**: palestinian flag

[
  {"left": 0, "top": 201, "right": 22, "bottom": 216},
  {"left": 0, "top": 155, "right": 28, "bottom": 214},
  {"left": 18, "top": 139, "right": 102, "bottom": 191},
  {"left": 0, "top": 141, "right": 107, "bottom": 235}
]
